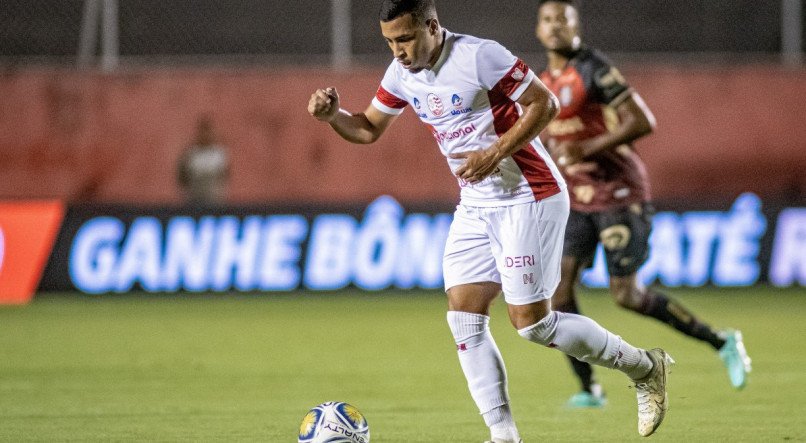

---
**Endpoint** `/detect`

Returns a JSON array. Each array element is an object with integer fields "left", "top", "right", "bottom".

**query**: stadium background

[{"left": 0, "top": 1, "right": 804, "bottom": 441}]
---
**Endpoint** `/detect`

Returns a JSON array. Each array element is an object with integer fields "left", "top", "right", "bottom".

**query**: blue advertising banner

[{"left": 39, "top": 194, "right": 805, "bottom": 293}]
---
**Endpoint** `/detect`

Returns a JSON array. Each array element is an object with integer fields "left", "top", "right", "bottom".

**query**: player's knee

[
  {"left": 517, "top": 311, "right": 557, "bottom": 347},
  {"left": 611, "top": 283, "right": 641, "bottom": 311},
  {"left": 447, "top": 311, "right": 489, "bottom": 348}
]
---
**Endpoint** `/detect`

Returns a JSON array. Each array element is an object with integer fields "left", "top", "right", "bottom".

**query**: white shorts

[{"left": 443, "top": 190, "right": 570, "bottom": 305}]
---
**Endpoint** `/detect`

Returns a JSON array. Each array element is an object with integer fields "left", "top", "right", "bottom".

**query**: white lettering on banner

[
  {"left": 582, "top": 193, "right": 768, "bottom": 288},
  {"left": 162, "top": 217, "right": 217, "bottom": 292},
  {"left": 303, "top": 215, "right": 357, "bottom": 290},
  {"left": 68, "top": 198, "right": 451, "bottom": 293},
  {"left": 303, "top": 196, "right": 451, "bottom": 291},
  {"left": 211, "top": 216, "right": 262, "bottom": 291},
  {"left": 70, "top": 217, "right": 126, "bottom": 294},
  {"left": 114, "top": 217, "right": 163, "bottom": 292},
  {"left": 712, "top": 194, "right": 766, "bottom": 286},
  {"left": 396, "top": 213, "right": 451, "bottom": 289},
  {"left": 682, "top": 213, "right": 720, "bottom": 286},
  {"left": 770, "top": 208, "right": 806, "bottom": 287},
  {"left": 353, "top": 196, "right": 402, "bottom": 290},
  {"left": 258, "top": 216, "right": 308, "bottom": 291},
  {"left": 71, "top": 215, "right": 311, "bottom": 293}
]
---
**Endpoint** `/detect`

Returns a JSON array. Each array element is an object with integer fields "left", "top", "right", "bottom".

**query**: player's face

[
  {"left": 380, "top": 14, "right": 440, "bottom": 73},
  {"left": 536, "top": 2, "right": 581, "bottom": 52}
]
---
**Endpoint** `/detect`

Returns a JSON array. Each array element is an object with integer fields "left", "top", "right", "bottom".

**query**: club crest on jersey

[
  {"left": 511, "top": 68, "right": 525, "bottom": 81},
  {"left": 560, "top": 86, "right": 573, "bottom": 106},
  {"left": 427, "top": 93, "right": 444, "bottom": 116}
]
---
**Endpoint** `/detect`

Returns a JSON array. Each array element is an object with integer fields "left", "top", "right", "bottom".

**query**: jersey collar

[{"left": 428, "top": 29, "right": 454, "bottom": 75}]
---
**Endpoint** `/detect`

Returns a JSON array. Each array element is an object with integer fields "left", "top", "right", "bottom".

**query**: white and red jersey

[{"left": 371, "top": 30, "right": 565, "bottom": 207}]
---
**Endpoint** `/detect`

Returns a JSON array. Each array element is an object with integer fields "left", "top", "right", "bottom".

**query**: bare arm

[
  {"left": 452, "top": 78, "right": 559, "bottom": 183},
  {"left": 308, "top": 88, "right": 398, "bottom": 144},
  {"left": 556, "top": 92, "right": 656, "bottom": 166}
]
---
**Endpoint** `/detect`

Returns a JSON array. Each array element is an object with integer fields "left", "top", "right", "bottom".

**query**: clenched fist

[{"left": 308, "top": 87, "right": 340, "bottom": 122}]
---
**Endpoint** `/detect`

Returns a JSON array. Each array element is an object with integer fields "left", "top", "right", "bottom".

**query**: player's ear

[{"left": 426, "top": 18, "right": 440, "bottom": 35}]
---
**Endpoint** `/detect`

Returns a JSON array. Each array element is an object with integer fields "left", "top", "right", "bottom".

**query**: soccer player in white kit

[{"left": 308, "top": 0, "right": 673, "bottom": 440}]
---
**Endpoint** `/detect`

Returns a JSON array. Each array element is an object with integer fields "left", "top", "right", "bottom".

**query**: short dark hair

[
  {"left": 379, "top": 0, "right": 437, "bottom": 25},
  {"left": 537, "top": 0, "right": 580, "bottom": 10}
]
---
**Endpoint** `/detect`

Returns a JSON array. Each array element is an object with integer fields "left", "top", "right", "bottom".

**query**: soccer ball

[{"left": 298, "top": 401, "right": 370, "bottom": 443}]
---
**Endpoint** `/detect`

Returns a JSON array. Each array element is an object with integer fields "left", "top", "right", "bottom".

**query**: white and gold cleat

[{"left": 634, "top": 348, "right": 674, "bottom": 437}]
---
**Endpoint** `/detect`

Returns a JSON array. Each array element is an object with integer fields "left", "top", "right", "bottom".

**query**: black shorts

[{"left": 564, "top": 203, "right": 654, "bottom": 277}]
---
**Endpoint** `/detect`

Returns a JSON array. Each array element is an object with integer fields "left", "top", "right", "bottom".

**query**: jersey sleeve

[
  {"left": 371, "top": 63, "right": 408, "bottom": 115},
  {"left": 475, "top": 41, "right": 536, "bottom": 102},
  {"left": 581, "top": 50, "right": 632, "bottom": 106}
]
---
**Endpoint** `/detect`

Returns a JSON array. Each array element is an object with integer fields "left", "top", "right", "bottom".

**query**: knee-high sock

[
  {"left": 447, "top": 311, "right": 510, "bottom": 414},
  {"left": 518, "top": 311, "right": 652, "bottom": 381},
  {"left": 554, "top": 300, "right": 596, "bottom": 393}
]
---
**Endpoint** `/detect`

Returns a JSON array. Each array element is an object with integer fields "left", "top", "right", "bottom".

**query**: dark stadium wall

[{"left": 0, "top": 66, "right": 803, "bottom": 205}]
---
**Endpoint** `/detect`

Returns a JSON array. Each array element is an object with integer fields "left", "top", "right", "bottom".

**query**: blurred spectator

[{"left": 177, "top": 117, "right": 229, "bottom": 205}]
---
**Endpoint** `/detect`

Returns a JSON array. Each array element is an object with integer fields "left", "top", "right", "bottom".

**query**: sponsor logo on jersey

[
  {"left": 450, "top": 93, "right": 472, "bottom": 115},
  {"left": 412, "top": 97, "right": 428, "bottom": 118},
  {"left": 427, "top": 93, "right": 444, "bottom": 116},
  {"left": 432, "top": 123, "right": 477, "bottom": 143},
  {"left": 511, "top": 68, "right": 525, "bottom": 82}
]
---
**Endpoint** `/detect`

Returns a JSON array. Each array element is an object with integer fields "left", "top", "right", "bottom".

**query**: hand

[
  {"left": 553, "top": 140, "right": 586, "bottom": 168},
  {"left": 449, "top": 148, "right": 502, "bottom": 184},
  {"left": 308, "top": 87, "right": 340, "bottom": 122}
]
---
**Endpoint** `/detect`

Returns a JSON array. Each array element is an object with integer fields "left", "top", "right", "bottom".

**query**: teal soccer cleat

[
  {"left": 566, "top": 389, "right": 607, "bottom": 408},
  {"left": 719, "top": 330, "right": 752, "bottom": 389}
]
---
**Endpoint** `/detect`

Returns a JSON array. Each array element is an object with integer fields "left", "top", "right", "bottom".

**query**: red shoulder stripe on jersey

[
  {"left": 375, "top": 86, "right": 408, "bottom": 109},
  {"left": 494, "top": 59, "right": 529, "bottom": 98}
]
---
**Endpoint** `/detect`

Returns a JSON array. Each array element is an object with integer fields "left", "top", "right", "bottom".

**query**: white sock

[
  {"left": 447, "top": 311, "right": 516, "bottom": 431},
  {"left": 483, "top": 404, "right": 520, "bottom": 442},
  {"left": 518, "top": 311, "right": 653, "bottom": 380}
]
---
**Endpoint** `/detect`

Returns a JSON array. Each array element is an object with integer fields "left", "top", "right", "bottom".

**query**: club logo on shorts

[
  {"left": 427, "top": 93, "right": 444, "bottom": 116},
  {"left": 600, "top": 225, "right": 631, "bottom": 250}
]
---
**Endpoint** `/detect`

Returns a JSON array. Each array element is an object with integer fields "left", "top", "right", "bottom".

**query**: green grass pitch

[{"left": 1, "top": 287, "right": 804, "bottom": 442}]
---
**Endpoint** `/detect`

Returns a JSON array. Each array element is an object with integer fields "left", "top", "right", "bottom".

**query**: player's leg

[
  {"left": 510, "top": 298, "right": 672, "bottom": 437},
  {"left": 495, "top": 194, "right": 671, "bottom": 437},
  {"left": 552, "top": 210, "right": 605, "bottom": 407},
  {"left": 443, "top": 205, "right": 521, "bottom": 443},
  {"left": 601, "top": 203, "right": 751, "bottom": 389},
  {"left": 447, "top": 282, "right": 521, "bottom": 443}
]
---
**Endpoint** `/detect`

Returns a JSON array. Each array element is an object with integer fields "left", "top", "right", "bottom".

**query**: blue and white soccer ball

[{"left": 298, "top": 401, "right": 370, "bottom": 443}]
